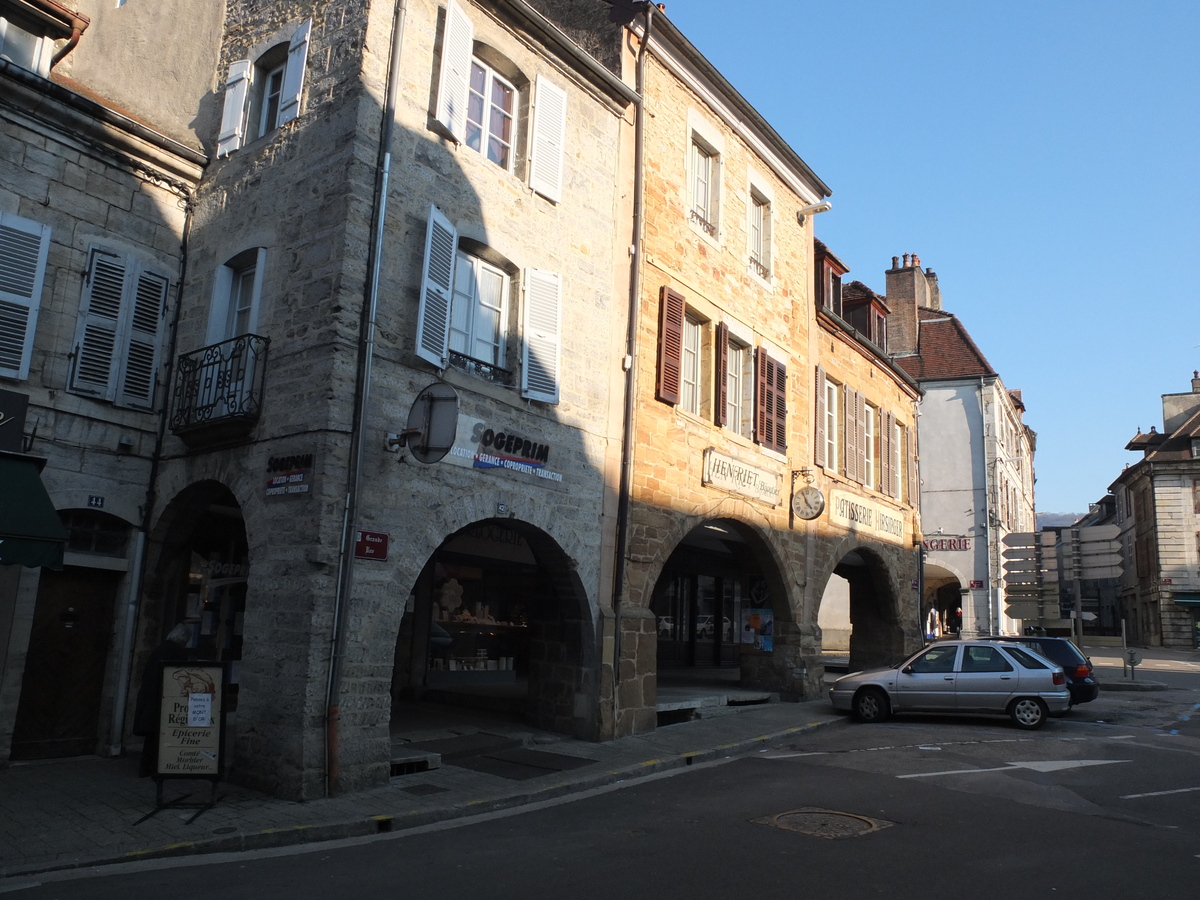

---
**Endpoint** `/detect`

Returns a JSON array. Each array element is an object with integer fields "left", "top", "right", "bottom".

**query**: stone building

[
  {"left": 613, "top": 9, "right": 922, "bottom": 735},
  {"left": 3, "top": 0, "right": 929, "bottom": 798},
  {"left": 1111, "top": 372, "right": 1200, "bottom": 648},
  {"left": 0, "top": 0, "right": 206, "bottom": 764},
  {"left": 884, "top": 256, "right": 1037, "bottom": 637}
]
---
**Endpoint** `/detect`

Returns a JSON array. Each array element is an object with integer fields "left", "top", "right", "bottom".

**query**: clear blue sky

[{"left": 665, "top": 0, "right": 1200, "bottom": 514}]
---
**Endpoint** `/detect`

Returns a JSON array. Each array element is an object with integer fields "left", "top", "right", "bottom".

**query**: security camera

[{"left": 796, "top": 200, "right": 832, "bottom": 223}]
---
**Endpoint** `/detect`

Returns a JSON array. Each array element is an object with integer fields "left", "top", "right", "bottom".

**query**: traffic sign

[
  {"left": 1003, "top": 546, "right": 1058, "bottom": 560},
  {"left": 1002, "top": 532, "right": 1056, "bottom": 548},
  {"left": 1004, "top": 601, "right": 1041, "bottom": 619},
  {"left": 1075, "top": 566, "right": 1123, "bottom": 580},
  {"left": 1062, "top": 524, "right": 1120, "bottom": 542}
]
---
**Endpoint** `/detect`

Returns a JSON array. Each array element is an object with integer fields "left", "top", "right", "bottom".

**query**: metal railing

[
  {"left": 448, "top": 349, "right": 513, "bottom": 386},
  {"left": 689, "top": 208, "right": 717, "bottom": 237},
  {"left": 170, "top": 334, "right": 269, "bottom": 437},
  {"left": 749, "top": 256, "right": 770, "bottom": 279}
]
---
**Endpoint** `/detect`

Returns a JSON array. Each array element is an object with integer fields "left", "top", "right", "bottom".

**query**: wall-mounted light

[{"left": 796, "top": 200, "right": 832, "bottom": 225}]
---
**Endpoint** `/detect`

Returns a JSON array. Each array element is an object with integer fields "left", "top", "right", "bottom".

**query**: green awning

[
  {"left": 0, "top": 453, "right": 66, "bottom": 569},
  {"left": 1171, "top": 593, "right": 1200, "bottom": 607}
]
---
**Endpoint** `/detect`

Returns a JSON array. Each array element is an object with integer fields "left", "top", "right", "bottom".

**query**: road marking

[
  {"left": 899, "top": 759, "right": 1130, "bottom": 779},
  {"left": 1121, "top": 786, "right": 1200, "bottom": 799},
  {"left": 761, "top": 751, "right": 828, "bottom": 759}
]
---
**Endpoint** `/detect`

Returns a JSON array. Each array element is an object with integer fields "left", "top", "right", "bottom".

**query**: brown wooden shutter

[
  {"left": 843, "top": 383, "right": 856, "bottom": 479},
  {"left": 880, "top": 410, "right": 893, "bottom": 497},
  {"left": 656, "top": 286, "right": 685, "bottom": 404},
  {"left": 908, "top": 423, "right": 919, "bottom": 506},
  {"left": 715, "top": 321, "right": 728, "bottom": 426},
  {"left": 855, "top": 391, "right": 867, "bottom": 484},
  {"left": 754, "top": 350, "right": 787, "bottom": 453},
  {"left": 814, "top": 366, "right": 826, "bottom": 468},
  {"left": 772, "top": 357, "right": 787, "bottom": 453}
]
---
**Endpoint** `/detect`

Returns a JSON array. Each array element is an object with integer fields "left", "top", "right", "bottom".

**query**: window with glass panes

[
  {"left": 690, "top": 140, "right": 717, "bottom": 236},
  {"left": 749, "top": 194, "right": 770, "bottom": 278},
  {"left": 864, "top": 403, "right": 877, "bottom": 488},
  {"left": 726, "top": 338, "right": 752, "bottom": 437},
  {"left": 680, "top": 314, "right": 702, "bottom": 414},
  {"left": 466, "top": 61, "right": 516, "bottom": 170},
  {"left": 450, "top": 252, "right": 508, "bottom": 367},
  {"left": 825, "top": 379, "right": 839, "bottom": 472}
]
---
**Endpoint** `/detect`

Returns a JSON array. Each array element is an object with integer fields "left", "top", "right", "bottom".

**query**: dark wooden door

[{"left": 11, "top": 567, "right": 120, "bottom": 759}]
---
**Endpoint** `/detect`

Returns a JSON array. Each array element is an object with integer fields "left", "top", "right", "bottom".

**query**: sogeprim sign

[{"left": 446, "top": 415, "right": 564, "bottom": 483}]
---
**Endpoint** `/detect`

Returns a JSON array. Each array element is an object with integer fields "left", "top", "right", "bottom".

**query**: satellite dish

[{"left": 405, "top": 383, "right": 459, "bottom": 464}]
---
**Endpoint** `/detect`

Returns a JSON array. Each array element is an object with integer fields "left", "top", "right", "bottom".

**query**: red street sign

[
  {"left": 354, "top": 530, "right": 389, "bottom": 561},
  {"left": 969, "top": 580, "right": 984, "bottom": 589}
]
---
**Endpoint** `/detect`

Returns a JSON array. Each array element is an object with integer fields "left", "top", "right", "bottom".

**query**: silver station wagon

[{"left": 829, "top": 640, "right": 1072, "bottom": 730}]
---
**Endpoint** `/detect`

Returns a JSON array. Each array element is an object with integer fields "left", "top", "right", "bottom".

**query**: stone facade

[
  {"left": 0, "top": 50, "right": 203, "bottom": 763},
  {"left": 614, "top": 16, "right": 921, "bottom": 736},
  {"left": 1111, "top": 375, "right": 1200, "bottom": 649}
]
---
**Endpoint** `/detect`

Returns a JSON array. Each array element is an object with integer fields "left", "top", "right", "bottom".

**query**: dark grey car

[{"left": 829, "top": 640, "right": 1071, "bottom": 730}]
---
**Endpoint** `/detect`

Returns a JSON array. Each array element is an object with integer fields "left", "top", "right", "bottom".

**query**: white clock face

[{"left": 793, "top": 486, "right": 825, "bottom": 520}]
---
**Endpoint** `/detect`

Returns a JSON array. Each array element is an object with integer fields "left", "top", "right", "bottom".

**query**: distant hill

[{"left": 1036, "top": 512, "right": 1086, "bottom": 529}]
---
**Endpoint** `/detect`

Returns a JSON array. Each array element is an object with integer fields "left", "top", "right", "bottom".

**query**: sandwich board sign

[{"left": 157, "top": 663, "right": 226, "bottom": 779}]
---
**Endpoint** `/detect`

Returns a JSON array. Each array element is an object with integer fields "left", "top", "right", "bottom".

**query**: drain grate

[
  {"left": 390, "top": 759, "right": 431, "bottom": 777},
  {"left": 400, "top": 783, "right": 449, "bottom": 796},
  {"left": 753, "top": 807, "right": 894, "bottom": 840}
]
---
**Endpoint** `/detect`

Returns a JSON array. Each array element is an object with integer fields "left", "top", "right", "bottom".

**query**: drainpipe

[
  {"left": 325, "top": 0, "right": 407, "bottom": 798},
  {"left": 108, "top": 195, "right": 196, "bottom": 755},
  {"left": 610, "top": 3, "right": 654, "bottom": 706},
  {"left": 979, "top": 375, "right": 994, "bottom": 636},
  {"left": 50, "top": 10, "right": 90, "bottom": 69}
]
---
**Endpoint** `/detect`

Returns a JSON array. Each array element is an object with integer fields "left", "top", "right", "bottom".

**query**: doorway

[{"left": 10, "top": 567, "right": 122, "bottom": 759}]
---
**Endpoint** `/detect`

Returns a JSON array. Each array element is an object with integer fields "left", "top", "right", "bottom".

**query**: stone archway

[
  {"left": 817, "top": 543, "right": 907, "bottom": 672},
  {"left": 392, "top": 517, "right": 597, "bottom": 739}
]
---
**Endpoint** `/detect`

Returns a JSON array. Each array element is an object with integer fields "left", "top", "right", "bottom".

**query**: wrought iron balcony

[
  {"left": 448, "top": 350, "right": 513, "bottom": 386},
  {"left": 170, "top": 334, "right": 269, "bottom": 445}
]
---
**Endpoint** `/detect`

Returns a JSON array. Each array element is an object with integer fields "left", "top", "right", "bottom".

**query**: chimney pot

[
  {"left": 1191, "top": 370, "right": 1200, "bottom": 393},
  {"left": 902, "top": 253, "right": 911, "bottom": 267},
  {"left": 913, "top": 253, "right": 921, "bottom": 267},
  {"left": 892, "top": 256, "right": 899, "bottom": 269}
]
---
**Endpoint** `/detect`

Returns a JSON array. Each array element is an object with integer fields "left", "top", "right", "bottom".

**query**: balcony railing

[
  {"left": 448, "top": 350, "right": 513, "bottom": 386},
  {"left": 749, "top": 256, "right": 770, "bottom": 280},
  {"left": 170, "top": 334, "right": 269, "bottom": 444},
  {"left": 689, "top": 208, "right": 717, "bottom": 237}
]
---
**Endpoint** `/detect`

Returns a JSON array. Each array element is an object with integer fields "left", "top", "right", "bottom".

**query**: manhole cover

[
  {"left": 753, "top": 807, "right": 894, "bottom": 839},
  {"left": 211, "top": 826, "right": 238, "bottom": 835}
]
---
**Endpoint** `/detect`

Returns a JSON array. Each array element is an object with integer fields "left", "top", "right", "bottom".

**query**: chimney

[
  {"left": 925, "top": 268, "right": 941, "bottom": 311},
  {"left": 1192, "top": 370, "right": 1200, "bottom": 393},
  {"left": 885, "top": 253, "right": 934, "bottom": 355}
]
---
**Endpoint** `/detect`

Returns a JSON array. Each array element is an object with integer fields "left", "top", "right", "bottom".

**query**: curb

[
  {"left": 2, "top": 716, "right": 844, "bottom": 879},
  {"left": 1098, "top": 680, "right": 1169, "bottom": 692}
]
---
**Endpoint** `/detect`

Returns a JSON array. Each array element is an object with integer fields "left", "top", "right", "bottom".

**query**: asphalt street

[{"left": 7, "top": 679, "right": 1199, "bottom": 900}]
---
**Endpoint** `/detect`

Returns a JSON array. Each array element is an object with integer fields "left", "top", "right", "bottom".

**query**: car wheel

[
  {"left": 1009, "top": 697, "right": 1048, "bottom": 730},
  {"left": 854, "top": 688, "right": 890, "bottom": 723}
]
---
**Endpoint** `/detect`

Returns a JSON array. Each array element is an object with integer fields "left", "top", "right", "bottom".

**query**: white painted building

[{"left": 881, "top": 256, "right": 1036, "bottom": 637}]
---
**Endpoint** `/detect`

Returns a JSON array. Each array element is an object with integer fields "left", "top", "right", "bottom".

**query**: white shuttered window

[
  {"left": 0, "top": 212, "right": 50, "bottom": 381},
  {"left": 70, "top": 247, "right": 168, "bottom": 409}
]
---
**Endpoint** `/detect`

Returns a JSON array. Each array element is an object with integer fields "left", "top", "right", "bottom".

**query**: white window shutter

[
  {"left": 415, "top": 205, "right": 457, "bottom": 368},
  {"left": 0, "top": 212, "right": 50, "bottom": 381},
  {"left": 529, "top": 75, "right": 568, "bottom": 203},
  {"left": 71, "top": 249, "right": 127, "bottom": 400},
  {"left": 117, "top": 268, "right": 168, "bottom": 409},
  {"left": 521, "top": 268, "right": 562, "bottom": 404},
  {"left": 277, "top": 19, "right": 311, "bottom": 126},
  {"left": 217, "top": 60, "right": 251, "bottom": 157},
  {"left": 435, "top": 0, "right": 474, "bottom": 142}
]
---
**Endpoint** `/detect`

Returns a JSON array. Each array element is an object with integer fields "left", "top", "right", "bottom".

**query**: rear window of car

[
  {"left": 1026, "top": 640, "right": 1086, "bottom": 667},
  {"left": 1005, "top": 646, "right": 1049, "bottom": 669}
]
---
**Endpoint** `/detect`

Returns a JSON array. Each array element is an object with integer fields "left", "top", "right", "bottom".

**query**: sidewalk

[{"left": 0, "top": 696, "right": 843, "bottom": 879}]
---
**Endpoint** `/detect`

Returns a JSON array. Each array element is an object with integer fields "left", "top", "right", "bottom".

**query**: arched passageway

[
  {"left": 391, "top": 518, "right": 595, "bottom": 738},
  {"left": 649, "top": 518, "right": 787, "bottom": 688},
  {"left": 819, "top": 547, "right": 905, "bottom": 672}
]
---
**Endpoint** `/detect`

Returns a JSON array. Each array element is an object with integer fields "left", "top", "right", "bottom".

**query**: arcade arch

[{"left": 391, "top": 518, "right": 595, "bottom": 738}]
